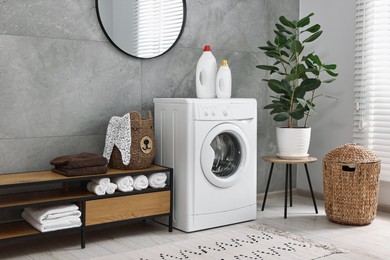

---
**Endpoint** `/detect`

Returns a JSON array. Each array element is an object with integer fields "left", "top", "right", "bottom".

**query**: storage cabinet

[{"left": 0, "top": 165, "right": 173, "bottom": 248}]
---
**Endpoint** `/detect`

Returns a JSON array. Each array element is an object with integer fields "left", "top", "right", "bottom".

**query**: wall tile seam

[
  {"left": 0, "top": 33, "right": 108, "bottom": 43},
  {"left": 173, "top": 46, "right": 262, "bottom": 55},
  {"left": 0, "top": 134, "right": 105, "bottom": 141}
]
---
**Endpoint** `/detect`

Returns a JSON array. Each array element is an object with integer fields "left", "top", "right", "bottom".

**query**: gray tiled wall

[{"left": 0, "top": 0, "right": 299, "bottom": 193}]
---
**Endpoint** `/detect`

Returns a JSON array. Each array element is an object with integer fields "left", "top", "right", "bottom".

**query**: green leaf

[
  {"left": 297, "top": 13, "right": 314, "bottom": 26},
  {"left": 268, "top": 80, "right": 285, "bottom": 94},
  {"left": 292, "top": 64, "right": 308, "bottom": 78},
  {"left": 258, "top": 46, "right": 276, "bottom": 51},
  {"left": 274, "top": 113, "right": 290, "bottom": 121},
  {"left": 265, "top": 50, "right": 281, "bottom": 59},
  {"left": 290, "top": 40, "right": 303, "bottom": 54},
  {"left": 308, "top": 54, "right": 322, "bottom": 66},
  {"left": 304, "top": 24, "right": 321, "bottom": 33},
  {"left": 264, "top": 103, "right": 284, "bottom": 109},
  {"left": 279, "top": 16, "right": 296, "bottom": 28},
  {"left": 289, "top": 109, "right": 306, "bottom": 120},
  {"left": 268, "top": 79, "right": 291, "bottom": 95},
  {"left": 270, "top": 107, "right": 287, "bottom": 115},
  {"left": 274, "top": 30, "right": 286, "bottom": 38},
  {"left": 281, "top": 80, "right": 292, "bottom": 94},
  {"left": 275, "top": 23, "right": 293, "bottom": 34},
  {"left": 303, "top": 31, "right": 323, "bottom": 43},
  {"left": 323, "top": 78, "right": 336, "bottom": 84},
  {"left": 306, "top": 67, "right": 320, "bottom": 76},
  {"left": 285, "top": 73, "right": 299, "bottom": 82},
  {"left": 256, "top": 65, "right": 279, "bottom": 71},
  {"left": 266, "top": 41, "right": 276, "bottom": 47},
  {"left": 325, "top": 69, "right": 339, "bottom": 77},
  {"left": 323, "top": 64, "right": 337, "bottom": 70},
  {"left": 297, "top": 16, "right": 311, "bottom": 28},
  {"left": 294, "top": 85, "right": 306, "bottom": 99},
  {"left": 275, "top": 35, "right": 287, "bottom": 47},
  {"left": 300, "top": 78, "right": 321, "bottom": 91},
  {"left": 304, "top": 58, "right": 314, "bottom": 68},
  {"left": 280, "top": 50, "right": 290, "bottom": 57}
]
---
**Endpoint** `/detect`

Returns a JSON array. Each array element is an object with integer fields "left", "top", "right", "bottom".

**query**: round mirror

[{"left": 96, "top": 0, "right": 186, "bottom": 59}]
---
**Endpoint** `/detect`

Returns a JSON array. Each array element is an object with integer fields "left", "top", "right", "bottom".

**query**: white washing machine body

[{"left": 154, "top": 98, "right": 257, "bottom": 232}]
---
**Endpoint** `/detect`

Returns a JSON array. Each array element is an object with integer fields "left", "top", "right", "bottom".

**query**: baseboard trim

[
  {"left": 296, "top": 189, "right": 390, "bottom": 214},
  {"left": 377, "top": 204, "right": 390, "bottom": 213},
  {"left": 296, "top": 188, "right": 324, "bottom": 200}
]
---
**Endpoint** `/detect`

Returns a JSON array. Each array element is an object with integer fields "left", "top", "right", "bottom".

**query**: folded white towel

[
  {"left": 133, "top": 175, "right": 149, "bottom": 190},
  {"left": 22, "top": 211, "right": 81, "bottom": 233},
  {"left": 87, "top": 181, "right": 106, "bottom": 195},
  {"left": 106, "top": 183, "right": 117, "bottom": 194},
  {"left": 23, "top": 204, "right": 81, "bottom": 224},
  {"left": 113, "top": 176, "right": 134, "bottom": 192},
  {"left": 92, "top": 178, "right": 110, "bottom": 186},
  {"left": 148, "top": 172, "right": 167, "bottom": 188}
]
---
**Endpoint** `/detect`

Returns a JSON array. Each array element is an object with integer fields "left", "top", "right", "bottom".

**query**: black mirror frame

[{"left": 95, "top": 0, "right": 187, "bottom": 59}]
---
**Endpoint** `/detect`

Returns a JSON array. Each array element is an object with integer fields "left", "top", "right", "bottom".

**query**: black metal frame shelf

[{"left": 0, "top": 165, "right": 173, "bottom": 249}]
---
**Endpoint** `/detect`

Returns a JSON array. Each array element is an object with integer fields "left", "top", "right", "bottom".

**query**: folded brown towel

[
  {"left": 50, "top": 153, "right": 107, "bottom": 169},
  {"left": 52, "top": 165, "right": 107, "bottom": 177}
]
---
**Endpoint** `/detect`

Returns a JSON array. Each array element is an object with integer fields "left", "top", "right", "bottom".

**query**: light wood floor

[{"left": 1, "top": 193, "right": 390, "bottom": 259}]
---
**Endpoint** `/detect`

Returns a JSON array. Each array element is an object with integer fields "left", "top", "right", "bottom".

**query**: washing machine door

[{"left": 200, "top": 123, "right": 249, "bottom": 188}]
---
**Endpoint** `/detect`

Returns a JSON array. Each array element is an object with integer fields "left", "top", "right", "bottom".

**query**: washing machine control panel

[{"left": 194, "top": 104, "right": 232, "bottom": 120}]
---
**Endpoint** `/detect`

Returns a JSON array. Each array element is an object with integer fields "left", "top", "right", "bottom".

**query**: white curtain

[
  {"left": 354, "top": 0, "right": 390, "bottom": 181},
  {"left": 133, "top": 0, "right": 183, "bottom": 58}
]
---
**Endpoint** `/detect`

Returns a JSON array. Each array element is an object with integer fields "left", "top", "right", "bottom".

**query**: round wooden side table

[{"left": 261, "top": 156, "right": 318, "bottom": 218}]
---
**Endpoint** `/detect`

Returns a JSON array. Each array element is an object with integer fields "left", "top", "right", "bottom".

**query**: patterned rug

[{"left": 95, "top": 224, "right": 346, "bottom": 260}]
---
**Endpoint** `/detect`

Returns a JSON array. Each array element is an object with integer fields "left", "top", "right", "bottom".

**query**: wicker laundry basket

[
  {"left": 109, "top": 111, "right": 155, "bottom": 170},
  {"left": 323, "top": 144, "right": 381, "bottom": 225}
]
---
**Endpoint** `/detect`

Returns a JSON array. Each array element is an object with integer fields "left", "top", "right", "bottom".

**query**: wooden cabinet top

[{"left": 0, "top": 165, "right": 171, "bottom": 188}]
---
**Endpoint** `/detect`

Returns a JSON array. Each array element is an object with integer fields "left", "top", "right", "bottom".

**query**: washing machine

[{"left": 154, "top": 98, "right": 257, "bottom": 232}]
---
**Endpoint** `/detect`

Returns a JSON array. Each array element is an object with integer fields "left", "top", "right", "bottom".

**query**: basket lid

[{"left": 323, "top": 143, "right": 380, "bottom": 164}]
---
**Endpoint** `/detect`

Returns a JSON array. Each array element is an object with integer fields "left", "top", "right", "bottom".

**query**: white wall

[
  {"left": 298, "top": 1, "right": 355, "bottom": 193},
  {"left": 299, "top": 0, "right": 390, "bottom": 209}
]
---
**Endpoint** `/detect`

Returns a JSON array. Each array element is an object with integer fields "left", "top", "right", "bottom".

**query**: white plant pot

[{"left": 276, "top": 127, "right": 311, "bottom": 159}]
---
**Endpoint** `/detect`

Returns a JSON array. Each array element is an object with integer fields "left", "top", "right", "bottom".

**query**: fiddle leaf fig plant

[{"left": 257, "top": 13, "right": 338, "bottom": 128}]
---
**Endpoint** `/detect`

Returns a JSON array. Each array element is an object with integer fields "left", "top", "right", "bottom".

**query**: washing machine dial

[{"left": 223, "top": 110, "right": 229, "bottom": 116}]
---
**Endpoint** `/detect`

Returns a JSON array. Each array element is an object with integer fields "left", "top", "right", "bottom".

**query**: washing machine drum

[{"left": 201, "top": 124, "right": 249, "bottom": 188}]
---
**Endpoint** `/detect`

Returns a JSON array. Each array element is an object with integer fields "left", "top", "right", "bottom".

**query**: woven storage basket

[
  {"left": 109, "top": 111, "right": 155, "bottom": 170},
  {"left": 323, "top": 144, "right": 381, "bottom": 225}
]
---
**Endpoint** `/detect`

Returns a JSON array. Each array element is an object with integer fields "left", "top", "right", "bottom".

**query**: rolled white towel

[
  {"left": 133, "top": 175, "right": 149, "bottom": 190},
  {"left": 23, "top": 204, "right": 81, "bottom": 224},
  {"left": 113, "top": 176, "right": 134, "bottom": 192},
  {"left": 148, "top": 172, "right": 167, "bottom": 188},
  {"left": 87, "top": 181, "right": 106, "bottom": 195},
  {"left": 106, "top": 183, "right": 117, "bottom": 194},
  {"left": 92, "top": 178, "right": 110, "bottom": 186}
]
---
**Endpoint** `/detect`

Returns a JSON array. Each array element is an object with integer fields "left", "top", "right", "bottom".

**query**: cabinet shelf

[
  {"left": 0, "top": 165, "right": 173, "bottom": 248},
  {"left": 0, "top": 187, "right": 171, "bottom": 210}
]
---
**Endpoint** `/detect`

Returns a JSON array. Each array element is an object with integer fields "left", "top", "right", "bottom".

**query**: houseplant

[{"left": 257, "top": 13, "right": 338, "bottom": 158}]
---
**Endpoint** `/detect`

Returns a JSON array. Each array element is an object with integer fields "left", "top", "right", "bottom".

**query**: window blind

[
  {"left": 133, "top": 0, "right": 183, "bottom": 58},
  {"left": 354, "top": 0, "right": 390, "bottom": 181}
]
